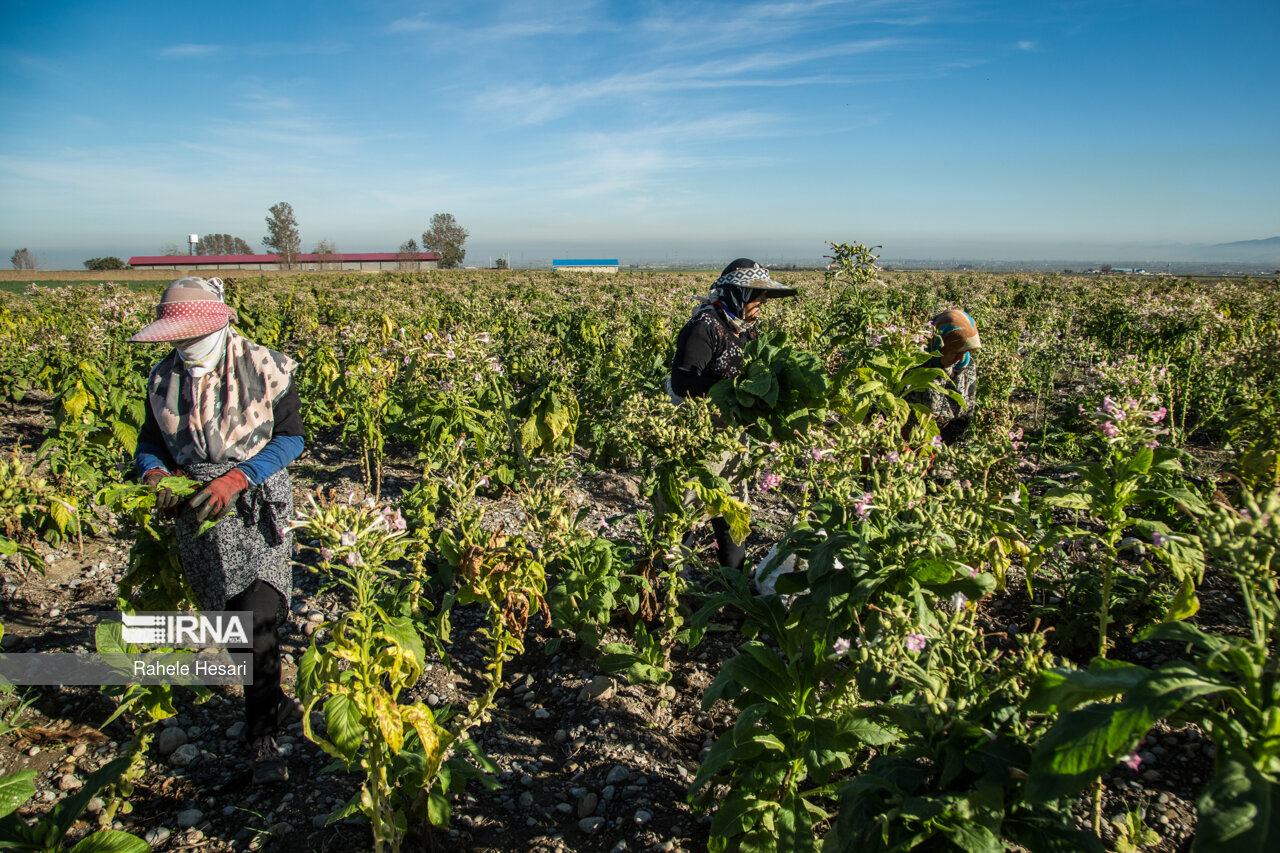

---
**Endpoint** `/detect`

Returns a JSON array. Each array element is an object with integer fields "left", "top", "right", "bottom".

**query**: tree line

[{"left": 10, "top": 204, "right": 472, "bottom": 271}]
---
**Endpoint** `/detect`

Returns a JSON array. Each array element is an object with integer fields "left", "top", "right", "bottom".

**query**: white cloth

[{"left": 175, "top": 325, "right": 229, "bottom": 377}]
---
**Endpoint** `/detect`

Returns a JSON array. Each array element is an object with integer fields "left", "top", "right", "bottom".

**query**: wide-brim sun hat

[
  {"left": 129, "top": 277, "right": 237, "bottom": 343},
  {"left": 714, "top": 258, "right": 798, "bottom": 299}
]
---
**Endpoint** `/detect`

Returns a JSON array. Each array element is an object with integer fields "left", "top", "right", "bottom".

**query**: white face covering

[{"left": 174, "top": 325, "right": 229, "bottom": 377}]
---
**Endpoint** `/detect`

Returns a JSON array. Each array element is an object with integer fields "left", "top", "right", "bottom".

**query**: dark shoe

[{"left": 249, "top": 736, "right": 288, "bottom": 785}]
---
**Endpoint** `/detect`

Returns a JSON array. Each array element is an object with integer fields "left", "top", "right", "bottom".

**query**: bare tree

[
  {"left": 196, "top": 234, "right": 253, "bottom": 255},
  {"left": 263, "top": 202, "right": 301, "bottom": 269},
  {"left": 397, "top": 238, "right": 420, "bottom": 270},
  {"left": 10, "top": 248, "right": 36, "bottom": 270},
  {"left": 159, "top": 242, "right": 186, "bottom": 256},
  {"left": 422, "top": 213, "right": 468, "bottom": 269},
  {"left": 313, "top": 239, "right": 340, "bottom": 270}
]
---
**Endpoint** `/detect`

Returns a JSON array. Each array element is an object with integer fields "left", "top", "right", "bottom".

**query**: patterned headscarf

[
  {"left": 928, "top": 309, "right": 981, "bottom": 368},
  {"left": 146, "top": 334, "right": 297, "bottom": 465}
]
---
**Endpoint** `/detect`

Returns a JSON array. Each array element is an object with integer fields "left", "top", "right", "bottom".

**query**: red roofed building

[{"left": 126, "top": 252, "right": 441, "bottom": 272}]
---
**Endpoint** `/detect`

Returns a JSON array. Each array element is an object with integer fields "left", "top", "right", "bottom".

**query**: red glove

[
  {"left": 143, "top": 468, "right": 185, "bottom": 514},
  {"left": 189, "top": 468, "right": 249, "bottom": 522}
]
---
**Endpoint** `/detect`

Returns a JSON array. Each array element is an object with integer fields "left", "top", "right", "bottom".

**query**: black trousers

[
  {"left": 710, "top": 516, "right": 747, "bottom": 570},
  {"left": 227, "top": 580, "right": 285, "bottom": 740}
]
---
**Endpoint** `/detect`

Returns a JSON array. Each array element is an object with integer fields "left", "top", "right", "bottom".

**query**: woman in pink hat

[{"left": 129, "top": 276, "right": 303, "bottom": 785}]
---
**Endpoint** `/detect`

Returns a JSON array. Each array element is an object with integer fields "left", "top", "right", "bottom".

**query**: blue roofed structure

[{"left": 552, "top": 259, "right": 620, "bottom": 272}]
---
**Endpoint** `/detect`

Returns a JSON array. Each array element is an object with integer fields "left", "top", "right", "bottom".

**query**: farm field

[{"left": 0, "top": 258, "right": 1277, "bottom": 853}]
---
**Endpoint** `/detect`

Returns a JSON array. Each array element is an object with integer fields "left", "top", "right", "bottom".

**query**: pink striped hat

[{"left": 129, "top": 277, "right": 237, "bottom": 343}]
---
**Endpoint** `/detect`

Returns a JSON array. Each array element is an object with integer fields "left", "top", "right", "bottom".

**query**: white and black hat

[{"left": 713, "top": 258, "right": 798, "bottom": 299}]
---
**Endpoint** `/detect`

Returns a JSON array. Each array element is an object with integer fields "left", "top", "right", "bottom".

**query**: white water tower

[{"left": 188, "top": 234, "right": 199, "bottom": 255}]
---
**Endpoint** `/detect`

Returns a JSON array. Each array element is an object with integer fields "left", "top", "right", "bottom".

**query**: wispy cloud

[
  {"left": 479, "top": 37, "right": 910, "bottom": 124},
  {"left": 1016, "top": 40, "right": 1037, "bottom": 51},
  {"left": 159, "top": 44, "right": 221, "bottom": 58},
  {"left": 388, "top": 14, "right": 431, "bottom": 33}
]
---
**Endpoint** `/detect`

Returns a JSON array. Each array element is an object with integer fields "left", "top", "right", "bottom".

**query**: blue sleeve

[
  {"left": 134, "top": 439, "right": 175, "bottom": 480},
  {"left": 235, "top": 434, "right": 305, "bottom": 485}
]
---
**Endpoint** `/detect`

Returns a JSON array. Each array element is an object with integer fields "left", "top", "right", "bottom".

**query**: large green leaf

[
  {"left": 1027, "top": 663, "right": 1232, "bottom": 801},
  {"left": 0, "top": 770, "right": 35, "bottom": 820},
  {"left": 1194, "top": 751, "right": 1280, "bottom": 852},
  {"left": 324, "top": 693, "right": 366, "bottom": 759},
  {"left": 69, "top": 829, "right": 151, "bottom": 853}
]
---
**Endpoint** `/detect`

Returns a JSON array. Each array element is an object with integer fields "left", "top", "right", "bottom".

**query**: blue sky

[{"left": 1, "top": 0, "right": 1277, "bottom": 267}]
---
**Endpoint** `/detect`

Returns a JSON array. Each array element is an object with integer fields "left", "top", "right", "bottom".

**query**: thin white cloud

[
  {"left": 1016, "top": 40, "right": 1037, "bottom": 51},
  {"left": 388, "top": 14, "right": 431, "bottom": 33},
  {"left": 159, "top": 44, "right": 221, "bottom": 58},
  {"left": 479, "top": 37, "right": 912, "bottom": 125}
]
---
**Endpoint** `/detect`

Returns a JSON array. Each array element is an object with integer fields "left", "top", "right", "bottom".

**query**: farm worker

[
  {"left": 666, "top": 258, "right": 798, "bottom": 568},
  {"left": 128, "top": 276, "right": 304, "bottom": 785},
  {"left": 907, "top": 309, "right": 981, "bottom": 443}
]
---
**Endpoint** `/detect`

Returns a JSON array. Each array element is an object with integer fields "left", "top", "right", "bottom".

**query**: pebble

[
  {"left": 156, "top": 727, "right": 188, "bottom": 757},
  {"left": 535, "top": 709, "right": 551, "bottom": 719},
  {"left": 176, "top": 808, "right": 204, "bottom": 828},
  {"left": 578, "top": 792, "right": 598, "bottom": 818},
  {"left": 168, "top": 744, "right": 201, "bottom": 768},
  {"left": 56, "top": 774, "right": 82, "bottom": 792},
  {"left": 144, "top": 827, "right": 170, "bottom": 846},
  {"left": 226, "top": 722, "right": 245, "bottom": 740},
  {"left": 606, "top": 765, "right": 630, "bottom": 785},
  {"left": 580, "top": 675, "right": 615, "bottom": 701},
  {"left": 86, "top": 797, "right": 104, "bottom": 814},
  {"left": 312, "top": 815, "right": 330, "bottom": 828},
  {"left": 602, "top": 785, "right": 616, "bottom": 801},
  {"left": 27, "top": 746, "right": 40, "bottom": 757},
  {"left": 519, "top": 792, "right": 535, "bottom": 808},
  {"left": 554, "top": 729, "right": 569, "bottom": 743},
  {"left": 556, "top": 803, "right": 573, "bottom": 814},
  {"left": 70, "top": 743, "right": 87, "bottom": 757},
  {"left": 270, "top": 822, "right": 294, "bottom": 837},
  {"left": 634, "top": 809, "right": 652, "bottom": 825},
  {"left": 578, "top": 817, "right": 605, "bottom": 834}
]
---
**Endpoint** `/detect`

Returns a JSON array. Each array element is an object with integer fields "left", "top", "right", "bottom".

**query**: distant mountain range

[{"left": 1196, "top": 236, "right": 1280, "bottom": 262}]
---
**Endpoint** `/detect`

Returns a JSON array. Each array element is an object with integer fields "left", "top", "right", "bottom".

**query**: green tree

[
  {"left": 83, "top": 256, "right": 128, "bottom": 270},
  {"left": 494, "top": 257, "right": 509, "bottom": 270},
  {"left": 195, "top": 233, "right": 253, "bottom": 255},
  {"left": 422, "top": 213, "right": 468, "bottom": 269},
  {"left": 263, "top": 202, "right": 301, "bottom": 269},
  {"left": 9, "top": 248, "right": 35, "bottom": 270}
]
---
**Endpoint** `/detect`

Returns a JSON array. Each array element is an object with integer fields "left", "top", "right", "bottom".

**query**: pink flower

[
  {"left": 477, "top": 475, "right": 491, "bottom": 488},
  {"left": 1145, "top": 439, "right": 1159, "bottom": 449},
  {"left": 905, "top": 633, "right": 927, "bottom": 653},
  {"left": 339, "top": 531, "right": 357, "bottom": 547},
  {"left": 832, "top": 638, "right": 852, "bottom": 656},
  {"left": 1150, "top": 406, "right": 1167, "bottom": 424},
  {"left": 1152, "top": 531, "right": 1168, "bottom": 547},
  {"left": 759, "top": 472, "right": 782, "bottom": 492},
  {"left": 854, "top": 493, "right": 874, "bottom": 519},
  {"left": 343, "top": 552, "right": 362, "bottom": 567},
  {"left": 930, "top": 435, "right": 943, "bottom": 448},
  {"left": 886, "top": 451, "right": 900, "bottom": 463},
  {"left": 319, "top": 547, "right": 334, "bottom": 561},
  {"left": 810, "top": 447, "right": 829, "bottom": 461},
  {"left": 1009, "top": 428, "right": 1024, "bottom": 441},
  {"left": 1102, "top": 421, "right": 1119, "bottom": 438},
  {"left": 1120, "top": 753, "right": 1142, "bottom": 771}
]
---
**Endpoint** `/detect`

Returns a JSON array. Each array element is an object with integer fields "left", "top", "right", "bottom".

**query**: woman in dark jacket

[
  {"left": 667, "top": 258, "right": 797, "bottom": 567},
  {"left": 129, "top": 276, "right": 303, "bottom": 785}
]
